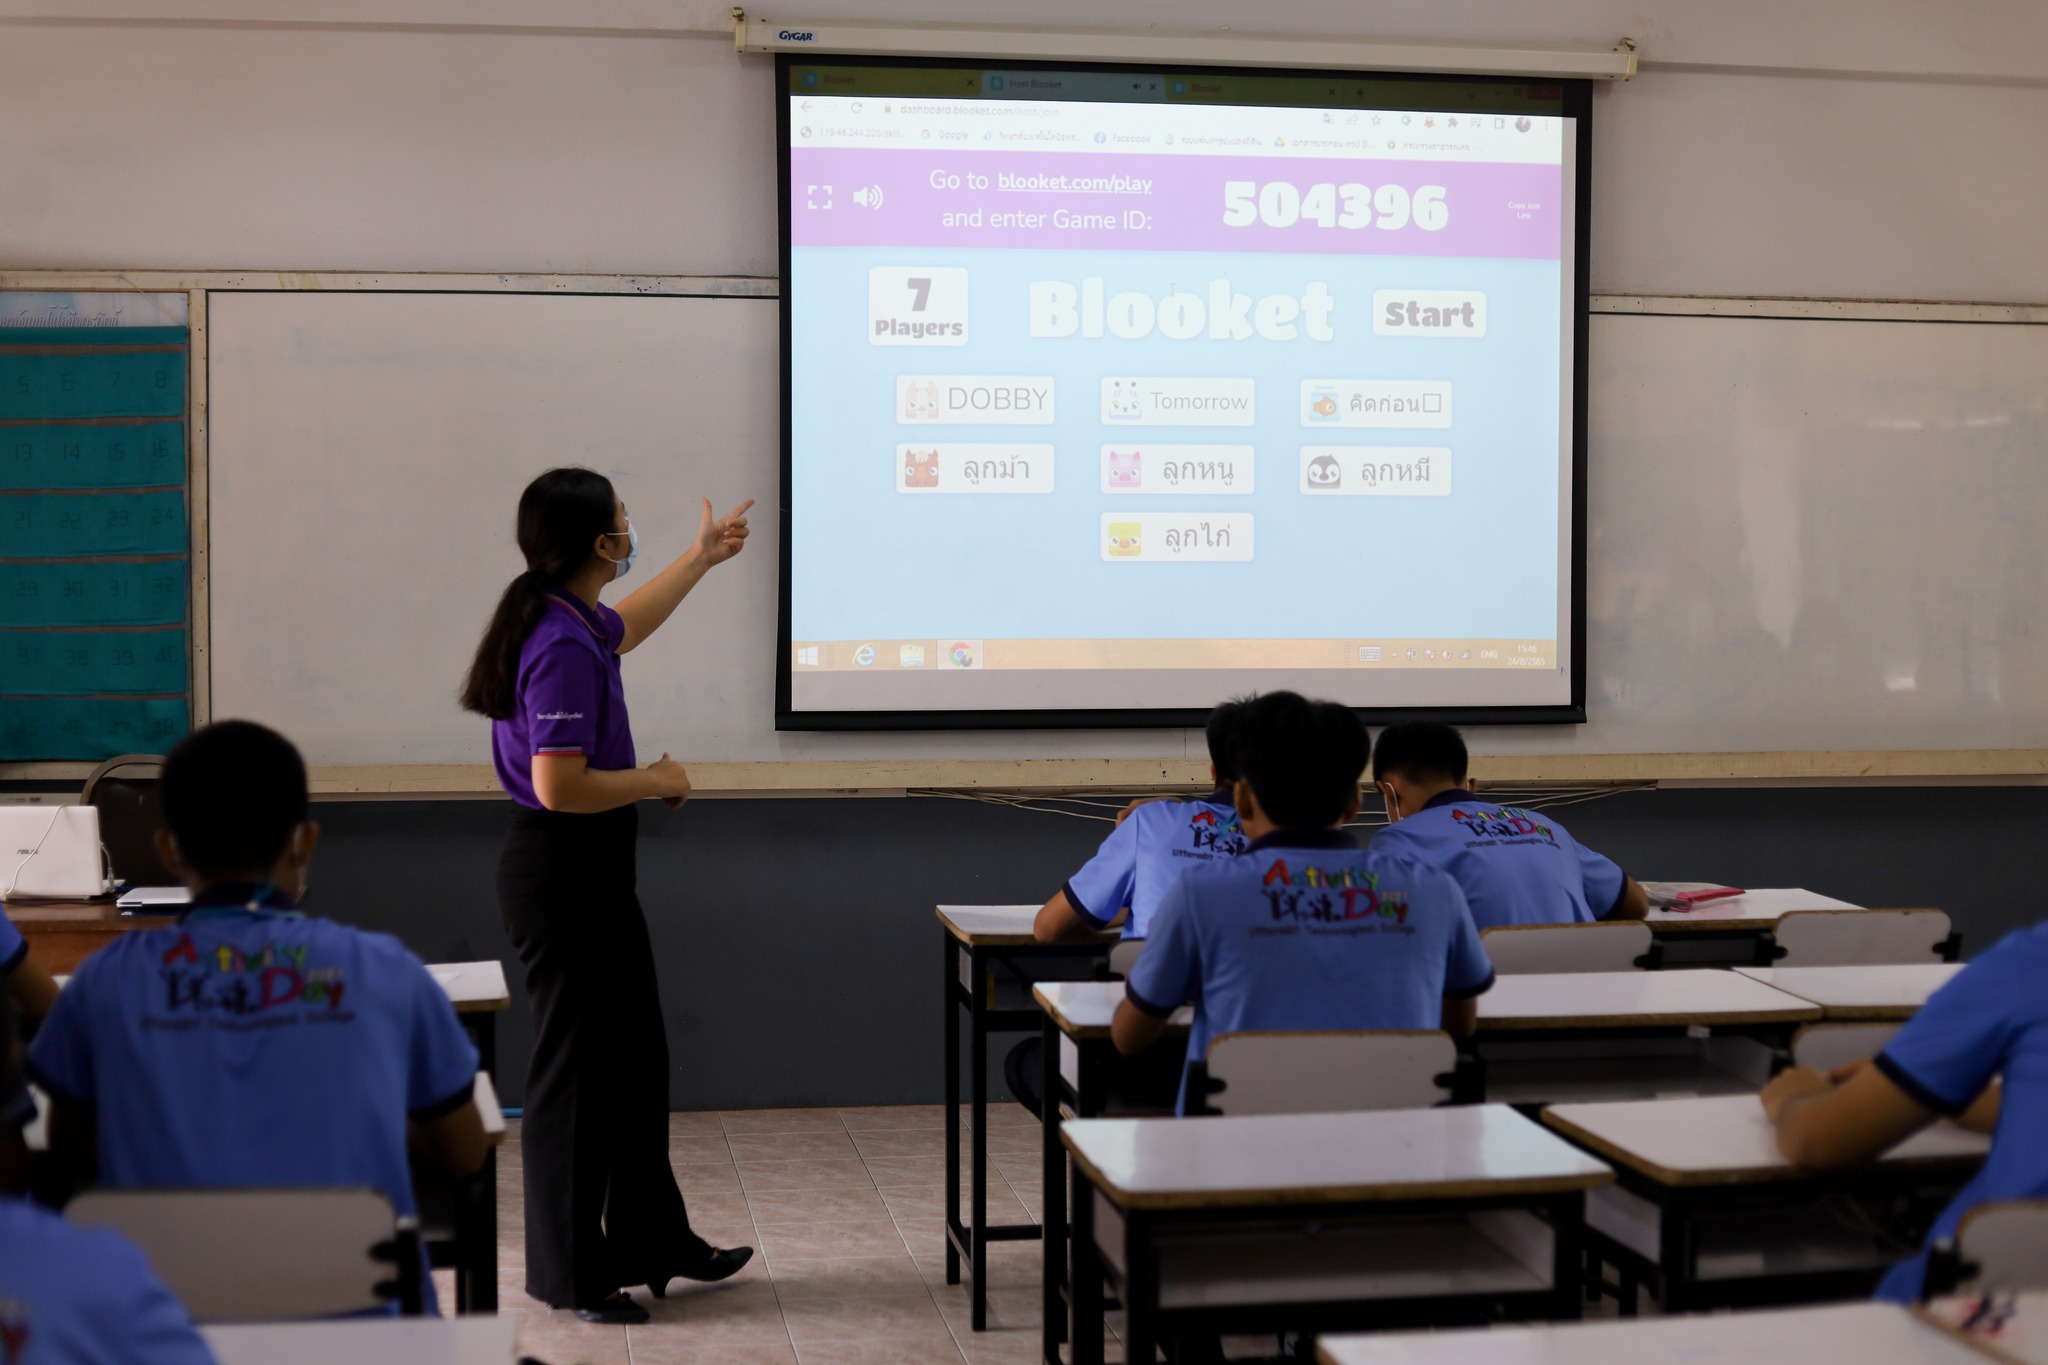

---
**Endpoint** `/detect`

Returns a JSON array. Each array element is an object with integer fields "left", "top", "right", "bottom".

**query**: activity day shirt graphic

[{"left": 785, "top": 64, "right": 1577, "bottom": 714}]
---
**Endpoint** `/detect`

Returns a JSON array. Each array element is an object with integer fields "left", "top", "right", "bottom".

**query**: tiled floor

[{"left": 485, "top": 1104, "right": 1099, "bottom": 1365}]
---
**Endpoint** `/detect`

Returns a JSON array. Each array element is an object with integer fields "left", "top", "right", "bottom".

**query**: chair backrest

[
  {"left": 1107, "top": 939, "right": 1143, "bottom": 979},
  {"left": 1772, "top": 909, "right": 1953, "bottom": 967},
  {"left": 1790, "top": 1022, "right": 1903, "bottom": 1074},
  {"left": 80, "top": 754, "right": 176, "bottom": 887},
  {"left": 1479, "top": 920, "right": 1654, "bottom": 974},
  {"left": 65, "top": 1187, "right": 417, "bottom": 1321},
  {"left": 1201, "top": 1031, "right": 1456, "bottom": 1115},
  {"left": 1955, "top": 1201, "right": 2048, "bottom": 1294}
]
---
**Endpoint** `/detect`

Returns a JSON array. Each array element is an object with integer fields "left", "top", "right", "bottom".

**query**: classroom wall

[
  {"left": 2, "top": 2, "right": 2048, "bottom": 301},
  {"left": 311, "top": 789, "right": 2048, "bottom": 1110}
]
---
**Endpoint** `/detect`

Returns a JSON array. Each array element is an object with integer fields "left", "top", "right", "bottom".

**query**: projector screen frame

[{"left": 774, "top": 52, "right": 1592, "bottom": 731}]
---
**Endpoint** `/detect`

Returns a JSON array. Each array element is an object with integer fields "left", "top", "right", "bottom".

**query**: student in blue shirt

[
  {"left": 0, "top": 903, "right": 59, "bottom": 1032},
  {"left": 1113, "top": 693, "right": 1494, "bottom": 1112},
  {"left": 0, "top": 990, "right": 218, "bottom": 1365},
  {"left": 1035, "top": 698, "right": 1251, "bottom": 945},
  {"left": 28, "top": 721, "right": 486, "bottom": 1309},
  {"left": 1760, "top": 922, "right": 2042, "bottom": 1301},
  {"left": 1370, "top": 721, "right": 1649, "bottom": 930}
]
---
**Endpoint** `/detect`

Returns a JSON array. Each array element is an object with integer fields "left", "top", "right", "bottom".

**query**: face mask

[{"left": 602, "top": 522, "right": 639, "bottom": 580}]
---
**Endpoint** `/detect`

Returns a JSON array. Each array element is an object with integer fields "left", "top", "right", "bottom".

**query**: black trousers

[{"left": 498, "top": 802, "right": 710, "bottom": 1308}]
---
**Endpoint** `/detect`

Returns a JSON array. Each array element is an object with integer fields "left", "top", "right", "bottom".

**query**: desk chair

[
  {"left": 1769, "top": 910, "right": 1958, "bottom": 967},
  {"left": 1107, "top": 939, "right": 1143, "bottom": 979},
  {"left": 1926, "top": 1201, "right": 2048, "bottom": 1296},
  {"left": 1481, "top": 921, "right": 1656, "bottom": 974},
  {"left": 1186, "top": 1030, "right": 1461, "bottom": 1116},
  {"left": 65, "top": 1188, "right": 423, "bottom": 1321},
  {"left": 79, "top": 754, "right": 175, "bottom": 887},
  {"left": 1789, "top": 1022, "right": 1903, "bottom": 1074}
]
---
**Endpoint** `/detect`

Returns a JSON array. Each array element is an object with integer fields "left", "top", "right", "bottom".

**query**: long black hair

[{"left": 460, "top": 467, "right": 618, "bottom": 719}]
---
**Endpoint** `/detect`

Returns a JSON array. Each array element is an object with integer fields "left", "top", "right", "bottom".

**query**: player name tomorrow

[{"left": 1103, "top": 377, "right": 1256, "bottom": 427}]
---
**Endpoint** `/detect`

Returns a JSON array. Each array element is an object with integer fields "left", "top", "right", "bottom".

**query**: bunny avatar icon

[{"left": 901, "top": 380, "right": 942, "bottom": 422}]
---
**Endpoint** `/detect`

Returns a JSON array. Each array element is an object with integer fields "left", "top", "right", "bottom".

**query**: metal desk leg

[
  {"left": 1549, "top": 1193, "right": 1584, "bottom": 1322},
  {"left": 1041, "top": 1012, "right": 1064, "bottom": 1365},
  {"left": 944, "top": 934, "right": 961, "bottom": 1286},
  {"left": 970, "top": 943, "right": 990, "bottom": 1331},
  {"left": 1122, "top": 1208, "right": 1157, "bottom": 1365},
  {"left": 1070, "top": 1164, "right": 1104, "bottom": 1365}
]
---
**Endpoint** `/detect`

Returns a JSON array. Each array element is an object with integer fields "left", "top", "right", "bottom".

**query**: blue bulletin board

[{"left": 0, "top": 292, "right": 192, "bottom": 760}]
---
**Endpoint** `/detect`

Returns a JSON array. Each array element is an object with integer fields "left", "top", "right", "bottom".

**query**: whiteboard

[
  {"left": 204, "top": 290, "right": 1189, "bottom": 768},
  {"left": 207, "top": 291, "right": 2048, "bottom": 771}
]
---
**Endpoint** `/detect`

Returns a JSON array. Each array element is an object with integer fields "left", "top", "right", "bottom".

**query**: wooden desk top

[
  {"left": 1541, "top": 1093, "right": 1989, "bottom": 1187},
  {"left": 1318, "top": 1301, "right": 1988, "bottom": 1365},
  {"left": 937, "top": 903, "right": 1115, "bottom": 948},
  {"left": 1033, "top": 980, "right": 1193, "bottom": 1038},
  {"left": 1645, "top": 888, "right": 1863, "bottom": 933},
  {"left": 429, "top": 960, "right": 510, "bottom": 1014},
  {"left": 4, "top": 895, "right": 128, "bottom": 925},
  {"left": 1735, "top": 964, "right": 1964, "bottom": 1020},
  {"left": 203, "top": 1315, "right": 516, "bottom": 1365},
  {"left": 475, "top": 1071, "right": 507, "bottom": 1147},
  {"left": 1062, "top": 1105, "right": 1613, "bottom": 1212},
  {"left": 1477, "top": 969, "right": 1821, "bottom": 1032},
  {"left": 1921, "top": 1293, "right": 2048, "bottom": 1365}
]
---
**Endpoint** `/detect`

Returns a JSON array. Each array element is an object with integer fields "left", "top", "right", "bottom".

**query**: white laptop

[{"left": 1, "top": 805, "right": 111, "bottom": 899}]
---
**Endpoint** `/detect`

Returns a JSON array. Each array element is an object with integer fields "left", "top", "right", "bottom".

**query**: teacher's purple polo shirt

[{"left": 492, "top": 594, "right": 637, "bottom": 809}]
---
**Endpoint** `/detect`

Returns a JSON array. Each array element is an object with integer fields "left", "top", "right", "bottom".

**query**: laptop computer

[{"left": 1, "top": 805, "right": 112, "bottom": 899}]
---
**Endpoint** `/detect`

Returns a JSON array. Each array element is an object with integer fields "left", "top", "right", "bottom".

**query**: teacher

[{"left": 459, "top": 467, "right": 755, "bottom": 1323}]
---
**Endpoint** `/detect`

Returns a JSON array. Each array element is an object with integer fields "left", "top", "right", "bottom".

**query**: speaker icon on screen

[{"left": 852, "top": 185, "right": 885, "bottom": 209}]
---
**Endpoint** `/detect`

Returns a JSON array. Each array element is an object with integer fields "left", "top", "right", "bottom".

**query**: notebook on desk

[
  {"left": 116, "top": 885, "right": 191, "bottom": 913},
  {"left": 1, "top": 806, "right": 111, "bottom": 899}
]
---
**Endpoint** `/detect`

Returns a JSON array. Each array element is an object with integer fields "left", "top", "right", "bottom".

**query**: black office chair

[{"left": 80, "top": 754, "right": 175, "bottom": 887}]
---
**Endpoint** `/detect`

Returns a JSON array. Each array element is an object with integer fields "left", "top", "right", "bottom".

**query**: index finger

[{"left": 723, "top": 498, "right": 757, "bottom": 523}]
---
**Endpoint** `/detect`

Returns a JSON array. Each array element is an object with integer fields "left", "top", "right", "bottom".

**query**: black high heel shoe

[
  {"left": 573, "top": 1292, "right": 650, "bottom": 1325},
  {"left": 643, "top": 1245, "right": 755, "bottom": 1299}
]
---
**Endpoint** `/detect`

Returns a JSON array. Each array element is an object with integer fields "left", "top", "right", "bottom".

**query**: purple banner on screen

[{"left": 790, "top": 149, "right": 1562, "bottom": 259}]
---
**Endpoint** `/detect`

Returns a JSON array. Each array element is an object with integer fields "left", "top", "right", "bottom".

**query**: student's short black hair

[
  {"left": 1371, "top": 721, "right": 1470, "bottom": 786},
  {"left": 161, "top": 720, "right": 309, "bottom": 878},
  {"left": 1227, "top": 692, "right": 1370, "bottom": 829},
  {"left": 1204, "top": 697, "right": 1252, "bottom": 783}
]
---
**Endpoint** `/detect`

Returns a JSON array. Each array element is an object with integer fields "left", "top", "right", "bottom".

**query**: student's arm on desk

[
  {"left": 1603, "top": 876, "right": 1651, "bottom": 922},
  {"left": 6, "top": 952, "right": 60, "bottom": 1030},
  {"left": 1761, "top": 1061, "right": 1942, "bottom": 1169},
  {"left": 533, "top": 752, "right": 693, "bottom": 814},
  {"left": 1034, "top": 891, "right": 1125, "bottom": 944},
  {"left": 410, "top": 1100, "right": 489, "bottom": 1178},
  {"left": 1440, "top": 996, "right": 1479, "bottom": 1038}
]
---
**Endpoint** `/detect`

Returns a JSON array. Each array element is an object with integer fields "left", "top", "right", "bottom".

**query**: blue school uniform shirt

[
  {"left": 27, "top": 885, "right": 478, "bottom": 1223},
  {"left": 1124, "top": 828, "right": 1494, "bottom": 1112},
  {"left": 1370, "top": 790, "right": 1627, "bottom": 930},
  {"left": 1869, "top": 922, "right": 2048, "bottom": 1301},
  {"left": 0, "top": 902, "right": 23, "bottom": 976},
  {"left": 492, "top": 593, "right": 636, "bottom": 810},
  {"left": 1065, "top": 791, "right": 1247, "bottom": 939},
  {"left": 0, "top": 1196, "right": 216, "bottom": 1365}
]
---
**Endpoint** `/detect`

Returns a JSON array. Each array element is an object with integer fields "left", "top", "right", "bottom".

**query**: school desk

[
  {"left": 937, "top": 904, "right": 1116, "bottom": 1331},
  {"left": 1317, "top": 1300, "right": 1994, "bottom": 1365},
  {"left": 422, "top": 961, "right": 510, "bottom": 1316},
  {"left": 1472, "top": 969, "right": 1820, "bottom": 1104},
  {"left": 1735, "top": 964, "right": 1966, "bottom": 1020},
  {"left": 202, "top": 1314, "right": 517, "bottom": 1365},
  {"left": 1063, "top": 1106, "right": 1613, "bottom": 1365},
  {"left": 5, "top": 894, "right": 143, "bottom": 973},
  {"left": 1541, "top": 1093, "right": 1989, "bottom": 1311},
  {"left": 1921, "top": 1291, "right": 2048, "bottom": 1365},
  {"left": 1645, "top": 888, "right": 1864, "bottom": 965},
  {"left": 1031, "top": 980, "right": 1192, "bottom": 1365}
]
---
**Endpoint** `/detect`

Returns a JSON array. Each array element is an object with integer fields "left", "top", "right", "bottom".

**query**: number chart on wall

[
  {"left": 778, "top": 57, "right": 1589, "bottom": 727},
  {"left": 0, "top": 292, "right": 192, "bottom": 760}
]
